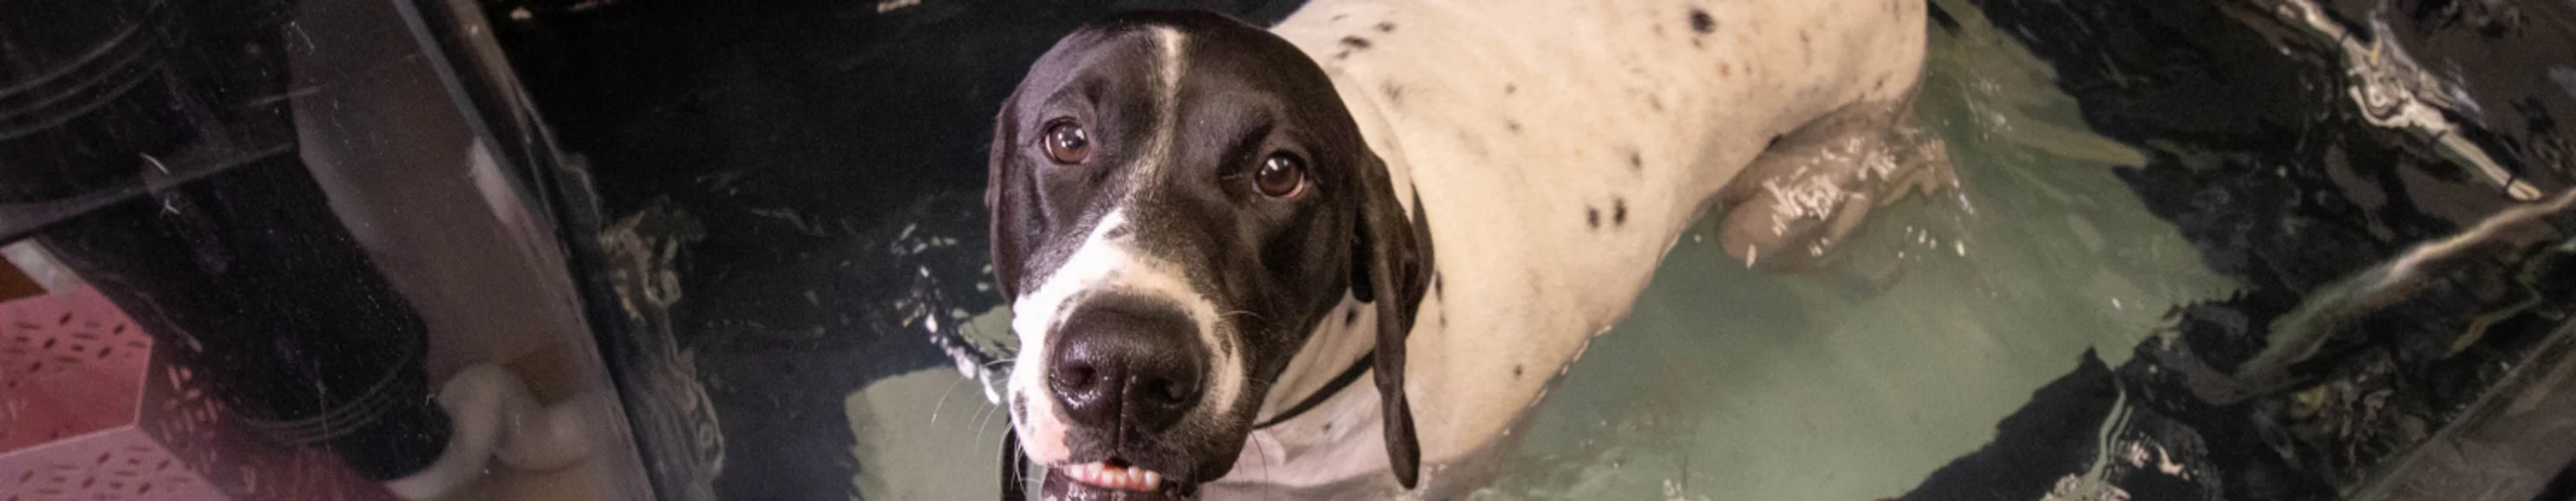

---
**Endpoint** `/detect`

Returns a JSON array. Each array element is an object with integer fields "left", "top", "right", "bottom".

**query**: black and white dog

[{"left": 987, "top": 2, "right": 1930, "bottom": 498}]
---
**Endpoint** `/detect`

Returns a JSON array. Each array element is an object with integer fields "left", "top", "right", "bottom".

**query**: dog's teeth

[
  {"left": 1061, "top": 462, "right": 1164, "bottom": 491},
  {"left": 1069, "top": 463, "right": 1098, "bottom": 485}
]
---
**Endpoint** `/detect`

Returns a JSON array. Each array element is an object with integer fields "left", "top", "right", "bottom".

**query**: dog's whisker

[
  {"left": 1258, "top": 428, "right": 1280, "bottom": 501},
  {"left": 973, "top": 390, "right": 1010, "bottom": 446},
  {"left": 1023, "top": 456, "right": 1043, "bottom": 498},
  {"left": 971, "top": 404, "right": 1002, "bottom": 459},
  {"left": 968, "top": 380, "right": 1008, "bottom": 447},
  {"left": 930, "top": 370, "right": 971, "bottom": 424}
]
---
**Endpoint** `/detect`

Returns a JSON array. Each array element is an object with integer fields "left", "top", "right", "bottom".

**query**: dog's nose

[{"left": 1048, "top": 296, "right": 1206, "bottom": 433}]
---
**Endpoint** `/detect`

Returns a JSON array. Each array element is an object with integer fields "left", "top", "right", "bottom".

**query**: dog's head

[{"left": 986, "top": 10, "right": 1431, "bottom": 499}]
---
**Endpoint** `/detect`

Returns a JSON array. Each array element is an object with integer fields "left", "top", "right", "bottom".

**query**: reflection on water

[{"left": 1482, "top": 2, "right": 2234, "bottom": 498}]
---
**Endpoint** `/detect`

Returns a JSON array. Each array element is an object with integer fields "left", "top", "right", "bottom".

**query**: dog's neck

[
  {"left": 1257, "top": 293, "right": 1376, "bottom": 422},
  {"left": 1256, "top": 78, "right": 1424, "bottom": 422}
]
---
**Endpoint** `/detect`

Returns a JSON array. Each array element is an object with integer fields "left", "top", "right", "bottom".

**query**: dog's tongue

[{"left": 1041, "top": 470, "right": 1187, "bottom": 501}]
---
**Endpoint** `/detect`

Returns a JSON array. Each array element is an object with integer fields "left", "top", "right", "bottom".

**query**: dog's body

[
  {"left": 1224, "top": 2, "right": 1929, "bottom": 496},
  {"left": 988, "top": 2, "right": 1926, "bottom": 498}
]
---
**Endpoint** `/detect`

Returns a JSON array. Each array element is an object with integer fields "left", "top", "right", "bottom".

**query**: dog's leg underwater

[{"left": 1715, "top": 98, "right": 1955, "bottom": 271}]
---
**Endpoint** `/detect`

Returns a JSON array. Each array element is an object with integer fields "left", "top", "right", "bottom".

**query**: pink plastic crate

[{"left": 1, "top": 287, "right": 397, "bottom": 501}]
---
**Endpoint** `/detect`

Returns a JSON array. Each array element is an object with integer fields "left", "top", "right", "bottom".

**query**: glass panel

[{"left": 0, "top": 0, "right": 651, "bottom": 499}]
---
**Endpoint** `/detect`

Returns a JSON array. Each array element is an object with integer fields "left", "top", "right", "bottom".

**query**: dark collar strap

[{"left": 1253, "top": 350, "right": 1376, "bottom": 429}]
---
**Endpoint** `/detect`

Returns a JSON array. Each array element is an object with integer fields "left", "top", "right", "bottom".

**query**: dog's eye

[
  {"left": 1255, "top": 154, "right": 1305, "bottom": 198},
  {"left": 1043, "top": 120, "right": 1090, "bottom": 165}
]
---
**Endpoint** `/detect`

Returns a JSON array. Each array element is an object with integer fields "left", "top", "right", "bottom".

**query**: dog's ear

[
  {"left": 1349, "top": 151, "right": 1430, "bottom": 489},
  {"left": 987, "top": 88, "right": 1031, "bottom": 299}
]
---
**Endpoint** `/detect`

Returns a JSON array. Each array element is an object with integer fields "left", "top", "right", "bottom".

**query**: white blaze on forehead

[
  {"left": 1156, "top": 26, "right": 1185, "bottom": 103},
  {"left": 1130, "top": 25, "right": 1188, "bottom": 185}
]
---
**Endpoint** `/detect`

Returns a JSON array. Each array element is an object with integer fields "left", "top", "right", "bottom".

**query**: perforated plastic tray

[{"left": 1, "top": 287, "right": 396, "bottom": 501}]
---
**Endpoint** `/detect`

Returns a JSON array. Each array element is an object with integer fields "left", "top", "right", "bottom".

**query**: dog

[{"left": 985, "top": 2, "right": 1929, "bottom": 498}]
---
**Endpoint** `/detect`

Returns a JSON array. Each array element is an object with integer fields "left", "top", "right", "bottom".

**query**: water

[{"left": 1479, "top": 2, "right": 2238, "bottom": 498}]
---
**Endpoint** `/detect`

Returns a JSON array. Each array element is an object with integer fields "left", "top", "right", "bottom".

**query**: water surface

[{"left": 1481, "top": 3, "right": 2238, "bottom": 498}]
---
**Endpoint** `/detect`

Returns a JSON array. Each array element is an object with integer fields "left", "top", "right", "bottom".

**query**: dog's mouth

[{"left": 1041, "top": 459, "right": 1191, "bottom": 500}]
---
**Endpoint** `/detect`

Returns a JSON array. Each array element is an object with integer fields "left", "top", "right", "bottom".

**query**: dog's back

[{"left": 1214, "top": 0, "right": 1927, "bottom": 497}]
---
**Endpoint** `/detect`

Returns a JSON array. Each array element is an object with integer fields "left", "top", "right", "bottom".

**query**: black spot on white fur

[
  {"left": 1514, "top": 365, "right": 1525, "bottom": 378},
  {"left": 1341, "top": 36, "right": 1372, "bottom": 49},
  {"left": 1613, "top": 198, "right": 1628, "bottom": 225},
  {"left": 1452, "top": 127, "right": 1491, "bottom": 159},
  {"left": 1431, "top": 281, "right": 1447, "bottom": 327},
  {"left": 1689, "top": 9, "right": 1716, "bottom": 34},
  {"left": 1506, "top": 120, "right": 1522, "bottom": 133},
  {"left": 1586, "top": 207, "right": 1601, "bottom": 229},
  {"left": 1344, "top": 309, "right": 1360, "bottom": 328},
  {"left": 1382, "top": 82, "right": 1405, "bottom": 105},
  {"left": 1627, "top": 150, "right": 1644, "bottom": 170},
  {"left": 1376, "top": 22, "right": 1396, "bottom": 33},
  {"left": 1504, "top": 83, "right": 1518, "bottom": 94}
]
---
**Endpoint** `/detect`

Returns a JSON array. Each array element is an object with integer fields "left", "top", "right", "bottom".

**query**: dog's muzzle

[
  {"left": 1048, "top": 294, "right": 1207, "bottom": 435},
  {"left": 1030, "top": 293, "right": 1211, "bottom": 498}
]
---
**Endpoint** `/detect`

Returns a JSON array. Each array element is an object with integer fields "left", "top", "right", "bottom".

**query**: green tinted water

[{"left": 1478, "top": 2, "right": 2235, "bottom": 499}]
